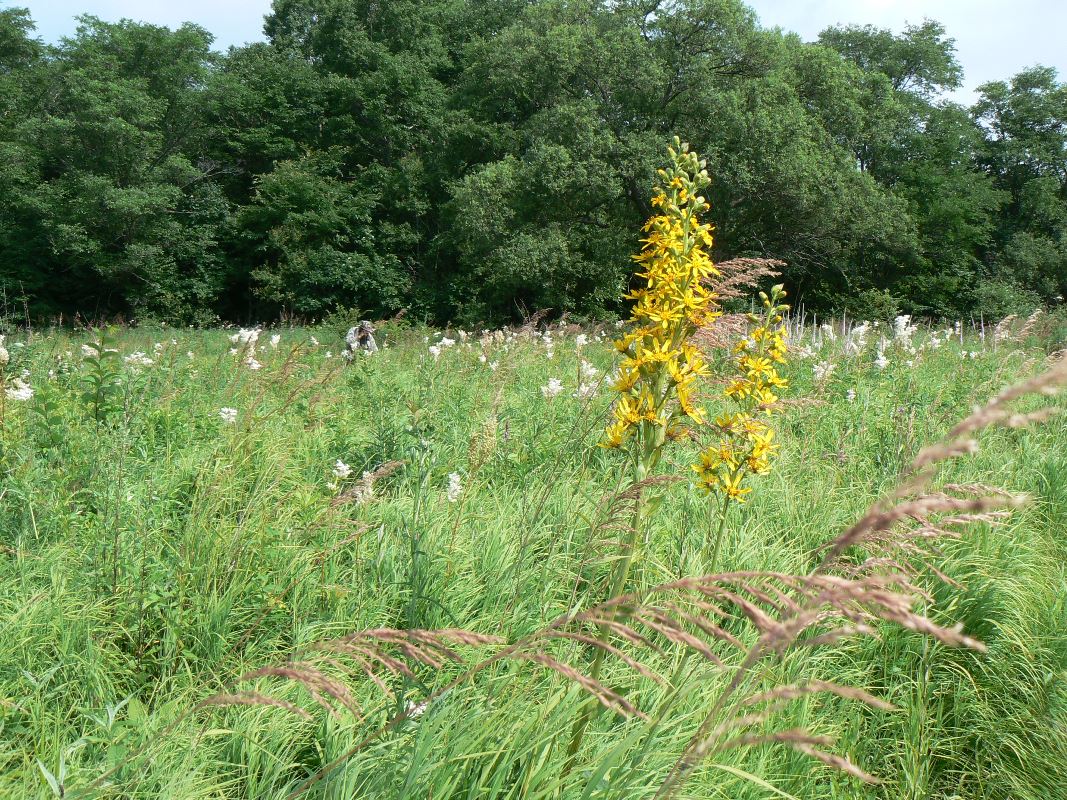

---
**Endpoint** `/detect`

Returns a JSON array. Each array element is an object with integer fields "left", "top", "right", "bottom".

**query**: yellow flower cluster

[
  {"left": 693, "top": 285, "right": 790, "bottom": 503},
  {"left": 603, "top": 139, "right": 721, "bottom": 458}
]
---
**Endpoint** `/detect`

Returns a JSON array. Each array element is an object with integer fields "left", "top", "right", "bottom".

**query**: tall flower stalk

[
  {"left": 601, "top": 137, "right": 722, "bottom": 594},
  {"left": 568, "top": 138, "right": 720, "bottom": 762},
  {"left": 694, "top": 284, "right": 790, "bottom": 563}
]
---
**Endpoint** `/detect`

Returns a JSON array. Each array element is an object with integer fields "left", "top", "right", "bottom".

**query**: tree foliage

[{"left": 0, "top": 2, "right": 1064, "bottom": 323}]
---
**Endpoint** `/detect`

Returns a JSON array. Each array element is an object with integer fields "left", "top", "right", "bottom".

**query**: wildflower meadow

[{"left": 1, "top": 141, "right": 1066, "bottom": 800}]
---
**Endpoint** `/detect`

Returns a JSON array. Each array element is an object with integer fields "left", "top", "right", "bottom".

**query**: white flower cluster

[
  {"left": 813, "top": 360, "right": 836, "bottom": 382},
  {"left": 428, "top": 335, "right": 457, "bottom": 360},
  {"left": 0, "top": 335, "right": 8, "bottom": 368},
  {"left": 124, "top": 351, "right": 154, "bottom": 367},
  {"left": 541, "top": 378, "right": 564, "bottom": 398},
  {"left": 893, "top": 315, "right": 918, "bottom": 355},
  {"left": 219, "top": 407, "right": 238, "bottom": 424},
  {"left": 844, "top": 321, "right": 870, "bottom": 356},
  {"left": 230, "top": 328, "right": 261, "bottom": 348},
  {"left": 5, "top": 376, "right": 33, "bottom": 401},
  {"left": 446, "top": 472, "right": 463, "bottom": 503}
]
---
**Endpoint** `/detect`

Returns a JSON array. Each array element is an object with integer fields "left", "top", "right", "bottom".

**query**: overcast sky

[{"left": 12, "top": 0, "right": 1067, "bottom": 104}]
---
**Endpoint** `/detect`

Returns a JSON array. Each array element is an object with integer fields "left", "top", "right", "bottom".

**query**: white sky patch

[
  {"left": 21, "top": 0, "right": 275, "bottom": 50},
  {"left": 20, "top": 1, "right": 1067, "bottom": 103},
  {"left": 746, "top": 0, "right": 1067, "bottom": 104}
]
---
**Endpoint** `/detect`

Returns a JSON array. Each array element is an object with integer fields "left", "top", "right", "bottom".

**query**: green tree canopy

[{"left": 0, "top": 2, "right": 1063, "bottom": 323}]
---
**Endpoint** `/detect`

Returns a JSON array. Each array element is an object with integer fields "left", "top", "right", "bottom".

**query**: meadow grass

[{"left": 0, "top": 315, "right": 1064, "bottom": 799}]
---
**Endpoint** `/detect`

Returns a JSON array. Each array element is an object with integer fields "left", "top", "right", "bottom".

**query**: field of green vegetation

[{"left": 1, "top": 310, "right": 1065, "bottom": 799}]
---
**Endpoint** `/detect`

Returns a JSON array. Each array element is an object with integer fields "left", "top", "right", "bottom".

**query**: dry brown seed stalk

[{"left": 196, "top": 692, "right": 312, "bottom": 720}]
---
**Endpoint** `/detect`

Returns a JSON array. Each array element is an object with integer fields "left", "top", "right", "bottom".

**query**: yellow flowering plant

[
  {"left": 694, "top": 284, "right": 790, "bottom": 563},
  {"left": 603, "top": 137, "right": 720, "bottom": 470},
  {"left": 569, "top": 138, "right": 721, "bottom": 763}
]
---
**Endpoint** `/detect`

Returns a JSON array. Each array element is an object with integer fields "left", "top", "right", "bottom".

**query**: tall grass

[{"left": 0, "top": 312, "right": 1064, "bottom": 798}]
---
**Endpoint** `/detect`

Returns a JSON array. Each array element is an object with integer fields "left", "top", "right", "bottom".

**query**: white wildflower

[
  {"left": 81, "top": 344, "right": 99, "bottom": 358},
  {"left": 875, "top": 350, "right": 889, "bottom": 370},
  {"left": 893, "top": 315, "right": 916, "bottom": 341},
  {"left": 439, "top": 337, "right": 456, "bottom": 348},
  {"left": 310, "top": 336, "right": 320, "bottom": 347},
  {"left": 0, "top": 337, "right": 8, "bottom": 368},
  {"left": 845, "top": 388, "right": 856, "bottom": 403},
  {"left": 446, "top": 472, "right": 463, "bottom": 503},
  {"left": 270, "top": 334, "right": 281, "bottom": 349},
  {"left": 333, "top": 459, "right": 353, "bottom": 479},
  {"left": 186, "top": 351, "right": 195, "bottom": 359},
  {"left": 246, "top": 357, "right": 263, "bottom": 371},
  {"left": 844, "top": 322, "right": 870, "bottom": 356},
  {"left": 813, "top": 360, "right": 836, "bottom": 382},
  {"left": 575, "top": 333, "right": 589, "bottom": 347},
  {"left": 230, "top": 327, "right": 260, "bottom": 347},
  {"left": 5, "top": 377, "right": 33, "bottom": 401},
  {"left": 488, "top": 360, "right": 499, "bottom": 372},
  {"left": 819, "top": 322, "right": 836, "bottom": 342},
  {"left": 580, "top": 359, "right": 598, "bottom": 380},
  {"left": 541, "top": 378, "right": 564, "bottom": 398},
  {"left": 573, "top": 383, "right": 596, "bottom": 399},
  {"left": 429, "top": 345, "right": 442, "bottom": 360},
  {"left": 124, "top": 351, "right": 153, "bottom": 367},
  {"left": 218, "top": 407, "right": 238, "bottom": 424}
]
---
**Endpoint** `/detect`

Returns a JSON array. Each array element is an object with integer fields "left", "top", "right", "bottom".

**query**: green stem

[{"left": 707, "top": 492, "right": 732, "bottom": 572}]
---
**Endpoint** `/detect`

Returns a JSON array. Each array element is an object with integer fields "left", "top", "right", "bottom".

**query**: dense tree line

[{"left": 0, "top": 1, "right": 1064, "bottom": 324}]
